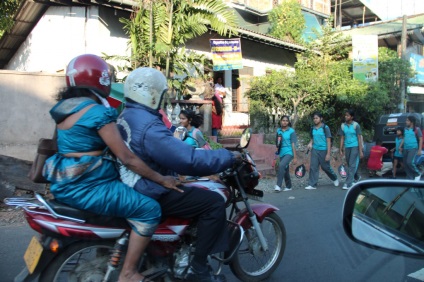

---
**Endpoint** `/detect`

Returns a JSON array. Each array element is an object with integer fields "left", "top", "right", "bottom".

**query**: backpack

[
  {"left": 276, "top": 131, "right": 282, "bottom": 154},
  {"left": 310, "top": 123, "right": 333, "bottom": 147},
  {"left": 276, "top": 128, "right": 298, "bottom": 154},
  {"left": 414, "top": 127, "right": 423, "bottom": 147},
  {"left": 341, "top": 121, "right": 365, "bottom": 152},
  {"left": 192, "top": 128, "right": 212, "bottom": 150}
]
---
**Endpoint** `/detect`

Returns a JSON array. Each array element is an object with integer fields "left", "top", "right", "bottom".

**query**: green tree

[
  {"left": 373, "top": 47, "right": 414, "bottom": 112},
  {"left": 0, "top": 0, "right": 20, "bottom": 37},
  {"left": 268, "top": 0, "right": 305, "bottom": 44},
  {"left": 118, "top": 0, "right": 238, "bottom": 78},
  {"left": 248, "top": 18, "right": 375, "bottom": 131}
]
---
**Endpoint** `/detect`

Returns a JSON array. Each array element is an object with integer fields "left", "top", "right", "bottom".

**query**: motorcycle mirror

[
  {"left": 342, "top": 179, "right": 424, "bottom": 257},
  {"left": 239, "top": 128, "right": 252, "bottom": 149},
  {"left": 174, "top": 126, "right": 188, "bottom": 141}
]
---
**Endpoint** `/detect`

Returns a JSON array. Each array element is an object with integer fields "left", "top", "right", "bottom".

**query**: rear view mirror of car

[{"left": 342, "top": 180, "right": 424, "bottom": 257}]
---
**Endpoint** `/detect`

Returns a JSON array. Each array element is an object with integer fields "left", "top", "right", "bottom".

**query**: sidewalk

[{"left": 258, "top": 162, "right": 371, "bottom": 193}]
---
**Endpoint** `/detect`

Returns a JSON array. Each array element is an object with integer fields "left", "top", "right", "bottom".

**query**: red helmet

[{"left": 66, "top": 54, "right": 111, "bottom": 98}]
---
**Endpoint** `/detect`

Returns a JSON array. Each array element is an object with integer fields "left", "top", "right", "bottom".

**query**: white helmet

[{"left": 124, "top": 67, "right": 168, "bottom": 110}]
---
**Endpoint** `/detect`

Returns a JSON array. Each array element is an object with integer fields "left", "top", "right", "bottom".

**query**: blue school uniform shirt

[
  {"left": 312, "top": 124, "right": 331, "bottom": 151},
  {"left": 394, "top": 137, "right": 403, "bottom": 157},
  {"left": 404, "top": 127, "right": 422, "bottom": 150},
  {"left": 277, "top": 127, "right": 297, "bottom": 157},
  {"left": 340, "top": 122, "right": 362, "bottom": 148}
]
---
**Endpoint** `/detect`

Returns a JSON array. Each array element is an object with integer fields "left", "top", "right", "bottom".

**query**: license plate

[{"left": 23, "top": 236, "right": 43, "bottom": 274}]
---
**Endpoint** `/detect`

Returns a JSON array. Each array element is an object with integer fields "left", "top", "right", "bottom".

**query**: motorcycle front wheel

[
  {"left": 39, "top": 241, "right": 118, "bottom": 282},
  {"left": 229, "top": 212, "right": 286, "bottom": 282}
]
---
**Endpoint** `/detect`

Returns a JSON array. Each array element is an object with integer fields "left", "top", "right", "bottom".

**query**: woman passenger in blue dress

[{"left": 42, "top": 54, "right": 180, "bottom": 282}]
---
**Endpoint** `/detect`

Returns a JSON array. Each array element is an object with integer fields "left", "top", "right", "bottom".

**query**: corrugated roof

[
  {"left": 0, "top": 0, "right": 306, "bottom": 69},
  {"left": 331, "top": 0, "right": 381, "bottom": 27},
  {"left": 341, "top": 13, "right": 424, "bottom": 45},
  {"left": 236, "top": 27, "right": 306, "bottom": 52},
  {"left": 0, "top": 1, "right": 48, "bottom": 68}
]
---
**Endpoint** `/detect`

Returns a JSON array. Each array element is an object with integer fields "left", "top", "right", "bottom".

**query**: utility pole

[
  {"left": 400, "top": 15, "right": 407, "bottom": 113},
  {"left": 334, "top": 0, "right": 337, "bottom": 28}
]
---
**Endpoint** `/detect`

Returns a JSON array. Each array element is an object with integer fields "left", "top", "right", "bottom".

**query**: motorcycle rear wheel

[
  {"left": 39, "top": 241, "right": 117, "bottom": 282},
  {"left": 229, "top": 212, "right": 286, "bottom": 282}
]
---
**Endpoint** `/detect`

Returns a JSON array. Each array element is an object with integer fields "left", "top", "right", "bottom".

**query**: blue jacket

[{"left": 117, "top": 101, "right": 235, "bottom": 199}]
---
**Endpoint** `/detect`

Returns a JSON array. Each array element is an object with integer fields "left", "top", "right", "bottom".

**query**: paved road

[{"left": 1, "top": 181, "right": 423, "bottom": 282}]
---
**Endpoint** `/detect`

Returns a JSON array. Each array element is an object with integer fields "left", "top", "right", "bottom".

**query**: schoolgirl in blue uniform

[
  {"left": 402, "top": 115, "right": 422, "bottom": 180},
  {"left": 305, "top": 112, "right": 339, "bottom": 190},
  {"left": 274, "top": 115, "right": 298, "bottom": 192},
  {"left": 338, "top": 110, "right": 363, "bottom": 190}
]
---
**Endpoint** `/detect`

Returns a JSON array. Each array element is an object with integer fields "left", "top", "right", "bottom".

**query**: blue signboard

[
  {"left": 409, "top": 53, "right": 424, "bottom": 84},
  {"left": 210, "top": 39, "right": 243, "bottom": 71}
]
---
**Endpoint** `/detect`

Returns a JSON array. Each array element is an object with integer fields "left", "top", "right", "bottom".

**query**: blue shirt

[
  {"left": 277, "top": 127, "right": 297, "bottom": 157},
  {"left": 339, "top": 122, "right": 362, "bottom": 148},
  {"left": 183, "top": 128, "right": 198, "bottom": 148},
  {"left": 394, "top": 137, "right": 403, "bottom": 157},
  {"left": 404, "top": 127, "right": 422, "bottom": 150},
  {"left": 312, "top": 124, "right": 331, "bottom": 151}
]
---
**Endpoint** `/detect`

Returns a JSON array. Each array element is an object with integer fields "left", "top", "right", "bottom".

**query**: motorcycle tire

[
  {"left": 39, "top": 241, "right": 117, "bottom": 282},
  {"left": 229, "top": 212, "right": 286, "bottom": 282}
]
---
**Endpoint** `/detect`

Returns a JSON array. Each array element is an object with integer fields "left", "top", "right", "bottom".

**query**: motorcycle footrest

[{"left": 142, "top": 267, "right": 168, "bottom": 280}]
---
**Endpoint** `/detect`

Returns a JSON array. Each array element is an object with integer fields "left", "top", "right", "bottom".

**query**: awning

[{"left": 408, "top": 86, "right": 424, "bottom": 94}]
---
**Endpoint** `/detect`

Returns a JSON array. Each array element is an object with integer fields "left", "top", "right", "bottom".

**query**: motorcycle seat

[{"left": 46, "top": 199, "right": 129, "bottom": 228}]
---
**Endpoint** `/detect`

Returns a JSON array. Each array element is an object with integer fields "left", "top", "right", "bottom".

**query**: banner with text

[
  {"left": 352, "top": 35, "right": 378, "bottom": 82},
  {"left": 210, "top": 39, "right": 243, "bottom": 71},
  {"left": 409, "top": 53, "right": 424, "bottom": 84}
]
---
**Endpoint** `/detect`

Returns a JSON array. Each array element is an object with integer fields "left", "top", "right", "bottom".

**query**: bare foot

[{"left": 118, "top": 271, "right": 147, "bottom": 282}]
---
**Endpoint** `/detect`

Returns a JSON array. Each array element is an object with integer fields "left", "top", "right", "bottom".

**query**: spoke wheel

[
  {"left": 229, "top": 212, "right": 286, "bottom": 282},
  {"left": 40, "top": 241, "right": 118, "bottom": 282}
]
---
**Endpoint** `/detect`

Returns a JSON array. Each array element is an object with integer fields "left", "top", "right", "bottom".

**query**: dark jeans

[
  {"left": 212, "top": 128, "right": 219, "bottom": 137},
  {"left": 276, "top": 154, "right": 293, "bottom": 188},
  {"left": 158, "top": 186, "right": 229, "bottom": 260}
]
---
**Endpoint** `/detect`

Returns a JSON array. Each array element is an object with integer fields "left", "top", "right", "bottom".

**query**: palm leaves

[{"left": 121, "top": 0, "right": 238, "bottom": 76}]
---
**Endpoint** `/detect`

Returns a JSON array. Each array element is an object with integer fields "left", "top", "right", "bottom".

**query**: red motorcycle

[{"left": 6, "top": 128, "right": 286, "bottom": 282}]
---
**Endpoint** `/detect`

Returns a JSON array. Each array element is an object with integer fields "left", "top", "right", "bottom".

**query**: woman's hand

[
  {"left": 161, "top": 176, "right": 184, "bottom": 193},
  {"left": 325, "top": 153, "right": 330, "bottom": 161}
]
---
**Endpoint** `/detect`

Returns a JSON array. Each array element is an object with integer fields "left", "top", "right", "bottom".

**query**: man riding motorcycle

[{"left": 117, "top": 67, "right": 242, "bottom": 282}]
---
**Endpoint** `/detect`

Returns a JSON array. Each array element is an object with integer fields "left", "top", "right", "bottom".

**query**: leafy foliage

[
  {"left": 247, "top": 19, "right": 402, "bottom": 133},
  {"left": 117, "top": 0, "right": 238, "bottom": 78},
  {"left": 203, "top": 134, "right": 223, "bottom": 149},
  {"left": 375, "top": 47, "right": 414, "bottom": 112},
  {"left": 0, "top": 0, "right": 20, "bottom": 37},
  {"left": 268, "top": 0, "right": 305, "bottom": 44}
]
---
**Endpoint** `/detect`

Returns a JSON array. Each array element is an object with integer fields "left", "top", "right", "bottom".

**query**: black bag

[
  {"left": 338, "top": 164, "right": 347, "bottom": 179},
  {"left": 294, "top": 164, "right": 306, "bottom": 178},
  {"left": 28, "top": 131, "right": 57, "bottom": 183},
  {"left": 294, "top": 149, "right": 309, "bottom": 179}
]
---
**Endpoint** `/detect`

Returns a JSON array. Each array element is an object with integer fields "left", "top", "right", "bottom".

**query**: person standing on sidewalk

[
  {"left": 402, "top": 115, "right": 422, "bottom": 180},
  {"left": 390, "top": 127, "right": 404, "bottom": 178},
  {"left": 339, "top": 110, "right": 364, "bottom": 190},
  {"left": 274, "top": 115, "right": 298, "bottom": 192},
  {"left": 305, "top": 112, "right": 339, "bottom": 190}
]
